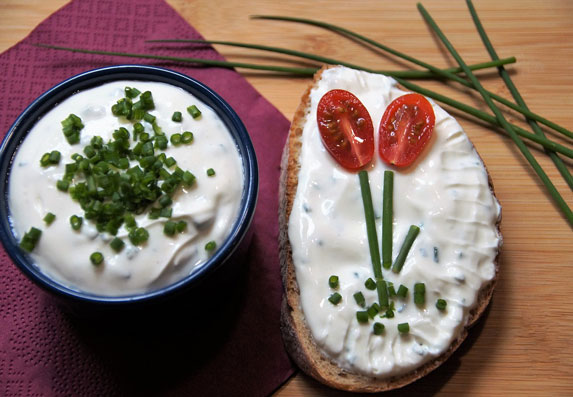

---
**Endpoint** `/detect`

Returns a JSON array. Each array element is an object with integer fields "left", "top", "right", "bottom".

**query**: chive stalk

[
  {"left": 147, "top": 38, "right": 517, "bottom": 79},
  {"left": 466, "top": 0, "right": 573, "bottom": 191},
  {"left": 358, "top": 171, "right": 383, "bottom": 280},
  {"left": 252, "top": 15, "right": 573, "bottom": 140},
  {"left": 417, "top": 3, "right": 573, "bottom": 227},
  {"left": 392, "top": 225, "right": 420, "bottom": 273},
  {"left": 376, "top": 279, "right": 389, "bottom": 310},
  {"left": 382, "top": 171, "right": 393, "bottom": 269}
]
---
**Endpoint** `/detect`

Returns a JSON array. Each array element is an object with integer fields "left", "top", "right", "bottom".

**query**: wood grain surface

[{"left": 1, "top": 0, "right": 572, "bottom": 395}]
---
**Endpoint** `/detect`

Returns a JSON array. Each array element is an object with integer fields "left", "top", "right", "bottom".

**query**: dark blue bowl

[{"left": 0, "top": 65, "right": 258, "bottom": 308}]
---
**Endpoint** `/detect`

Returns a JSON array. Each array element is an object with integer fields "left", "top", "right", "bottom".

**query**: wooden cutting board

[{"left": 1, "top": 0, "right": 571, "bottom": 395}]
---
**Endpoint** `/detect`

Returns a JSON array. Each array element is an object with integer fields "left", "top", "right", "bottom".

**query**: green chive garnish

[
  {"left": 384, "top": 309, "right": 395, "bottom": 318},
  {"left": 206, "top": 168, "right": 215, "bottom": 177},
  {"left": 143, "top": 112, "right": 156, "bottom": 124},
  {"left": 90, "top": 252, "right": 104, "bottom": 265},
  {"left": 70, "top": 215, "right": 83, "bottom": 230},
  {"left": 43, "top": 212, "right": 56, "bottom": 225},
  {"left": 382, "top": 171, "right": 393, "bottom": 269},
  {"left": 56, "top": 180, "right": 69, "bottom": 192},
  {"left": 397, "top": 284, "right": 408, "bottom": 298},
  {"left": 353, "top": 291, "right": 366, "bottom": 307},
  {"left": 128, "top": 227, "right": 149, "bottom": 246},
  {"left": 364, "top": 277, "right": 376, "bottom": 290},
  {"left": 414, "top": 282, "right": 426, "bottom": 306},
  {"left": 373, "top": 322, "right": 385, "bottom": 335},
  {"left": 328, "top": 275, "right": 339, "bottom": 289},
  {"left": 19, "top": 227, "right": 42, "bottom": 252},
  {"left": 125, "top": 87, "right": 141, "bottom": 99},
  {"left": 171, "top": 111, "right": 182, "bottom": 122},
  {"left": 48, "top": 150, "right": 61, "bottom": 164},
  {"left": 367, "top": 303, "right": 380, "bottom": 319},
  {"left": 358, "top": 171, "right": 382, "bottom": 280},
  {"left": 182, "top": 131, "right": 194, "bottom": 144},
  {"left": 110, "top": 237, "right": 125, "bottom": 252},
  {"left": 436, "top": 298, "right": 447, "bottom": 311},
  {"left": 187, "top": 105, "right": 201, "bottom": 119},
  {"left": 356, "top": 311, "right": 369, "bottom": 323},
  {"left": 40, "top": 153, "right": 51, "bottom": 167},
  {"left": 328, "top": 292, "right": 342, "bottom": 305},
  {"left": 165, "top": 157, "right": 177, "bottom": 168},
  {"left": 176, "top": 221, "right": 187, "bottom": 233},
  {"left": 392, "top": 225, "right": 420, "bottom": 274},
  {"left": 205, "top": 240, "right": 217, "bottom": 251},
  {"left": 170, "top": 133, "right": 182, "bottom": 146},
  {"left": 417, "top": 3, "right": 573, "bottom": 226},
  {"left": 398, "top": 322, "right": 410, "bottom": 334},
  {"left": 376, "top": 279, "right": 389, "bottom": 310},
  {"left": 61, "top": 114, "right": 83, "bottom": 145},
  {"left": 388, "top": 282, "right": 397, "bottom": 297},
  {"left": 164, "top": 220, "right": 177, "bottom": 236}
]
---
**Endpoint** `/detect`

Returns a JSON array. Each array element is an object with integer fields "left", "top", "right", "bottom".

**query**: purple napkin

[{"left": 0, "top": 0, "right": 295, "bottom": 395}]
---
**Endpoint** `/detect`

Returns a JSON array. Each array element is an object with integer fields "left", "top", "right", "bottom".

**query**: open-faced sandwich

[{"left": 279, "top": 65, "right": 502, "bottom": 392}]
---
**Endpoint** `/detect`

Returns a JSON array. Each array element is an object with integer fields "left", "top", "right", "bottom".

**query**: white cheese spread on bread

[{"left": 288, "top": 66, "right": 501, "bottom": 377}]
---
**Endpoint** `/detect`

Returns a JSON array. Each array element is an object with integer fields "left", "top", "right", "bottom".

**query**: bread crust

[{"left": 278, "top": 66, "right": 502, "bottom": 393}]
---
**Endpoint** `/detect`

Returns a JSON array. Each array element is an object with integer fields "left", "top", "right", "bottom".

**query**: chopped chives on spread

[
  {"left": 397, "top": 284, "right": 408, "bottom": 298},
  {"left": 373, "top": 322, "right": 385, "bottom": 335},
  {"left": 397, "top": 322, "right": 410, "bottom": 334},
  {"left": 90, "top": 252, "right": 103, "bottom": 265},
  {"left": 328, "top": 275, "right": 339, "bottom": 289},
  {"left": 205, "top": 240, "right": 217, "bottom": 251},
  {"left": 164, "top": 220, "right": 177, "bottom": 236},
  {"left": 61, "top": 114, "right": 83, "bottom": 144},
  {"left": 329, "top": 292, "right": 342, "bottom": 305},
  {"left": 187, "top": 105, "right": 201, "bottom": 119},
  {"left": 382, "top": 170, "right": 393, "bottom": 269},
  {"left": 353, "top": 291, "right": 366, "bottom": 307},
  {"left": 182, "top": 131, "right": 194, "bottom": 144},
  {"left": 436, "top": 298, "right": 447, "bottom": 311},
  {"left": 414, "top": 282, "right": 426, "bottom": 306},
  {"left": 70, "top": 215, "right": 83, "bottom": 230},
  {"left": 206, "top": 168, "right": 216, "bottom": 177},
  {"left": 356, "top": 311, "right": 369, "bottom": 323},
  {"left": 170, "top": 133, "right": 182, "bottom": 145},
  {"left": 364, "top": 277, "right": 376, "bottom": 290},
  {"left": 128, "top": 227, "right": 149, "bottom": 246},
  {"left": 367, "top": 303, "right": 380, "bottom": 319},
  {"left": 19, "top": 227, "right": 42, "bottom": 252},
  {"left": 43, "top": 212, "right": 56, "bottom": 225},
  {"left": 110, "top": 237, "right": 125, "bottom": 252},
  {"left": 171, "top": 111, "right": 182, "bottom": 122},
  {"left": 392, "top": 225, "right": 421, "bottom": 273},
  {"left": 387, "top": 282, "right": 397, "bottom": 297}
]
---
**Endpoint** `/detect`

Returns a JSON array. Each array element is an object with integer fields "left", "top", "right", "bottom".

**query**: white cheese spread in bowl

[{"left": 0, "top": 66, "right": 258, "bottom": 303}]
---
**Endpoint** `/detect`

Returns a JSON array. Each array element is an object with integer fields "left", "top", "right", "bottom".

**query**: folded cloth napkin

[{"left": 0, "top": 0, "right": 295, "bottom": 395}]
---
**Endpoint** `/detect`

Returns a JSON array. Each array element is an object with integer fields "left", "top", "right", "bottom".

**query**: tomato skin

[
  {"left": 317, "top": 89, "right": 374, "bottom": 171},
  {"left": 378, "top": 93, "right": 435, "bottom": 167}
]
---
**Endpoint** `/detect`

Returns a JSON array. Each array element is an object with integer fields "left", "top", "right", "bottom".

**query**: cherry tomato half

[
  {"left": 317, "top": 89, "right": 374, "bottom": 171},
  {"left": 378, "top": 93, "right": 435, "bottom": 167}
]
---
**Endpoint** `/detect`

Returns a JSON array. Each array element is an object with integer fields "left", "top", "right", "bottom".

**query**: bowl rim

[{"left": 0, "top": 64, "right": 258, "bottom": 305}]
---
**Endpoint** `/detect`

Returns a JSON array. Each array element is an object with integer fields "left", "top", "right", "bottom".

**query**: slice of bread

[{"left": 278, "top": 65, "right": 502, "bottom": 392}]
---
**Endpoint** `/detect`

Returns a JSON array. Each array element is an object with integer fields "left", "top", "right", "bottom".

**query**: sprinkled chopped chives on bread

[{"left": 278, "top": 65, "right": 502, "bottom": 392}]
